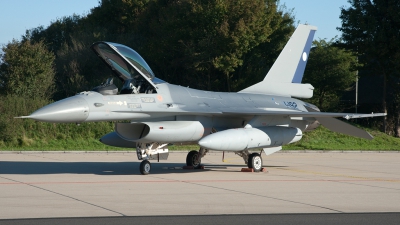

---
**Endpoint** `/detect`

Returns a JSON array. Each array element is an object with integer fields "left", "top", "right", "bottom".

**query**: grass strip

[{"left": 1, "top": 126, "right": 399, "bottom": 151}]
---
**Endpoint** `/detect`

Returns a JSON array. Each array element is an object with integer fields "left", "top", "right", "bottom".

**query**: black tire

[
  {"left": 186, "top": 150, "right": 201, "bottom": 168},
  {"left": 247, "top": 153, "right": 256, "bottom": 168},
  {"left": 251, "top": 153, "right": 263, "bottom": 172},
  {"left": 140, "top": 160, "right": 151, "bottom": 175}
]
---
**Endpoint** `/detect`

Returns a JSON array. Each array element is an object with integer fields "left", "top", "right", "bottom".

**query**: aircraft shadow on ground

[{"left": 0, "top": 161, "right": 287, "bottom": 176}]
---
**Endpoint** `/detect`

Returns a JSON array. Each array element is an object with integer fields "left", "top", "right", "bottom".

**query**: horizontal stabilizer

[{"left": 317, "top": 117, "right": 373, "bottom": 140}]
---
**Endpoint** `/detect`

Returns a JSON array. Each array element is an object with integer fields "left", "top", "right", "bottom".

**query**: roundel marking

[{"left": 302, "top": 52, "right": 308, "bottom": 61}]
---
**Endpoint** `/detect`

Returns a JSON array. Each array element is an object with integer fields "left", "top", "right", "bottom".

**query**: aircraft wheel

[
  {"left": 247, "top": 153, "right": 256, "bottom": 168},
  {"left": 251, "top": 153, "right": 263, "bottom": 172},
  {"left": 186, "top": 150, "right": 201, "bottom": 168},
  {"left": 140, "top": 160, "right": 151, "bottom": 175}
]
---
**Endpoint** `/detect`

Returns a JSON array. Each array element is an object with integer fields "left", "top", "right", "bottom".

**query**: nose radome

[{"left": 28, "top": 96, "right": 89, "bottom": 123}]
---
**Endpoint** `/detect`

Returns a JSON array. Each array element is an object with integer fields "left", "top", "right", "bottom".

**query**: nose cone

[{"left": 28, "top": 96, "right": 89, "bottom": 123}]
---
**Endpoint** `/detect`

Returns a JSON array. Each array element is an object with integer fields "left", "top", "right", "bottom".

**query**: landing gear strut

[
  {"left": 136, "top": 142, "right": 169, "bottom": 175},
  {"left": 235, "top": 150, "right": 250, "bottom": 164}
]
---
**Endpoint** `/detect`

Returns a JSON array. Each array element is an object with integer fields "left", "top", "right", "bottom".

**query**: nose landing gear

[
  {"left": 140, "top": 160, "right": 151, "bottom": 175},
  {"left": 136, "top": 142, "right": 169, "bottom": 175}
]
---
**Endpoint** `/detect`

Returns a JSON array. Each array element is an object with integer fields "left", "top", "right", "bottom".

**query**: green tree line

[
  {"left": 22, "top": 0, "right": 297, "bottom": 97},
  {"left": 338, "top": 0, "right": 400, "bottom": 136}
]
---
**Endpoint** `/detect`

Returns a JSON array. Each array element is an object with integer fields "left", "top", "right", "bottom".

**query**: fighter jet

[{"left": 18, "top": 24, "right": 386, "bottom": 175}]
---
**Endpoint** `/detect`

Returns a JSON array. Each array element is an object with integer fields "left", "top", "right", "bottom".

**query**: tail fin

[{"left": 239, "top": 24, "right": 317, "bottom": 98}]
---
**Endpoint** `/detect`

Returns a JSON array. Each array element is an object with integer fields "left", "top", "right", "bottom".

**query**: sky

[
  {"left": 0, "top": 0, "right": 99, "bottom": 46},
  {"left": 0, "top": 0, "right": 351, "bottom": 46},
  {"left": 282, "top": 0, "right": 351, "bottom": 41}
]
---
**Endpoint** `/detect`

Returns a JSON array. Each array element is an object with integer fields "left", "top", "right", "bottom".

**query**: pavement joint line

[
  {"left": 275, "top": 168, "right": 400, "bottom": 183},
  {"left": 271, "top": 168, "right": 400, "bottom": 191},
  {"left": 150, "top": 175, "right": 344, "bottom": 213},
  {"left": 327, "top": 179, "right": 400, "bottom": 191},
  {"left": 0, "top": 175, "right": 127, "bottom": 217},
  {"left": 270, "top": 159, "right": 400, "bottom": 177}
]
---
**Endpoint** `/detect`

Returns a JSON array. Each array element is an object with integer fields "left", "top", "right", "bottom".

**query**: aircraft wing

[
  {"left": 220, "top": 107, "right": 386, "bottom": 140},
  {"left": 304, "top": 106, "right": 384, "bottom": 140}
]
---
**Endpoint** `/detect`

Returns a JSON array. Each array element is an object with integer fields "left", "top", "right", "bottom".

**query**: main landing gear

[
  {"left": 135, "top": 142, "right": 263, "bottom": 174},
  {"left": 186, "top": 148, "right": 208, "bottom": 169},
  {"left": 185, "top": 148, "right": 263, "bottom": 172},
  {"left": 136, "top": 142, "right": 208, "bottom": 175},
  {"left": 248, "top": 153, "right": 263, "bottom": 172},
  {"left": 236, "top": 150, "right": 263, "bottom": 172}
]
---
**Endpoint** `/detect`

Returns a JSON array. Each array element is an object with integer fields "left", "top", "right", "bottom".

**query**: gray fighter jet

[{"left": 18, "top": 24, "right": 386, "bottom": 175}]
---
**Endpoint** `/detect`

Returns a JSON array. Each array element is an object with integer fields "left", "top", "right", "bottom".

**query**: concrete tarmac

[{"left": 0, "top": 151, "right": 399, "bottom": 219}]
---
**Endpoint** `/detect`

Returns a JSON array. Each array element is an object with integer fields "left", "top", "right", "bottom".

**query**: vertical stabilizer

[
  {"left": 239, "top": 24, "right": 317, "bottom": 98},
  {"left": 265, "top": 24, "right": 316, "bottom": 83},
  {"left": 264, "top": 24, "right": 317, "bottom": 83}
]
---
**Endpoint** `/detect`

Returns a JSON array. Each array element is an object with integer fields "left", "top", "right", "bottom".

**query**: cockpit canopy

[{"left": 91, "top": 42, "right": 166, "bottom": 95}]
